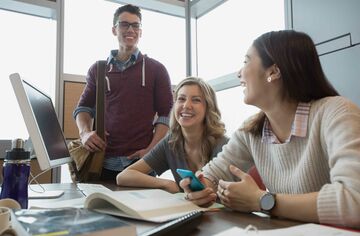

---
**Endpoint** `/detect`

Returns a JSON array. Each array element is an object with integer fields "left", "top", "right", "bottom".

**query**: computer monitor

[{"left": 9, "top": 73, "right": 72, "bottom": 171}]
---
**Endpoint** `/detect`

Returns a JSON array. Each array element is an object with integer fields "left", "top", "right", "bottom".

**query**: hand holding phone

[{"left": 176, "top": 169, "right": 205, "bottom": 191}]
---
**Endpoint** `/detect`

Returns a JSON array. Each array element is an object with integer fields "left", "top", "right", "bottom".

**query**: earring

[{"left": 267, "top": 76, "right": 272, "bottom": 82}]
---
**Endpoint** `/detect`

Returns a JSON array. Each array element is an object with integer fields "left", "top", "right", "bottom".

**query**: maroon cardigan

[{"left": 77, "top": 53, "right": 173, "bottom": 157}]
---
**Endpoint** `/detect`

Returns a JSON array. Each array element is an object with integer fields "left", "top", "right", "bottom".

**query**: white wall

[{"left": 289, "top": 0, "right": 360, "bottom": 106}]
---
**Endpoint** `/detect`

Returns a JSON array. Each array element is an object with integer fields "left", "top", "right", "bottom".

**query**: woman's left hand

[{"left": 217, "top": 165, "right": 265, "bottom": 212}]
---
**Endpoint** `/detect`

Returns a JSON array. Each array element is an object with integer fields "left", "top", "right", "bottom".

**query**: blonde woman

[{"left": 117, "top": 77, "right": 228, "bottom": 193}]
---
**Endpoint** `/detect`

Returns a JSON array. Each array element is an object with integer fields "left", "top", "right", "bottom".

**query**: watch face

[{"left": 261, "top": 193, "right": 275, "bottom": 211}]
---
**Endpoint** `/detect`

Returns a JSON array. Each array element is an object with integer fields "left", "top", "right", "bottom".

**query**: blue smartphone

[{"left": 176, "top": 169, "right": 205, "bottom": 191}]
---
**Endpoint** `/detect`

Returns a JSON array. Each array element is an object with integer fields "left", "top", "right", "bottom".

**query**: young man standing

[{"left": 73, "top": 4, "right": 173, "bottom": 181}]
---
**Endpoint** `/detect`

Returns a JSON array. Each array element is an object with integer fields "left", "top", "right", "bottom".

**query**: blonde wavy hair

[{"left": 168, "top": 77, "right": 226, "bottom": 165}]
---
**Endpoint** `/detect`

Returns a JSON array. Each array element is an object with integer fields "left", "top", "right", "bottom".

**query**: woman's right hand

[{"left": 179, "top": 176, "right": 217, "bottom": 207}]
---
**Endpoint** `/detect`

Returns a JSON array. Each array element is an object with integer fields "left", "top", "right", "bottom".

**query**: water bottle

[{"left": 0, "top": 138, "right": 30, "bottom": 209}]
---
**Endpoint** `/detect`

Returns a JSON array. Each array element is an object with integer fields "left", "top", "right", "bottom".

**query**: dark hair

[
  {"left": 113, "top": 4, "right": 142, "bottom": 26},
  {"left": 243, "top": 30, "right": 339, "bottom": 135}
]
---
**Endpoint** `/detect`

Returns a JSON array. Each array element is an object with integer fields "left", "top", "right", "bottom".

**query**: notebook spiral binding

[{"left": 141, "top": 210, "right": 203, "bottom": 236}]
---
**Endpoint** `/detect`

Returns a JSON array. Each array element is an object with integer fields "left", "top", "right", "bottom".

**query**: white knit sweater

[{"left": 203, "top": 96, "right": 360, "bottom": 228}]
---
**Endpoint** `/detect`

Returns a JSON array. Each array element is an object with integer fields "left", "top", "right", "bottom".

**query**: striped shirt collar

[{"left": 261, "top": 102, "right": 311, "bottom": 144}]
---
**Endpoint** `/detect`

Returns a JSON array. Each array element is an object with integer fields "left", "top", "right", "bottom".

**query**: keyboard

[
  {"left": 140, "top": 211, "right": 203, "bottom": 236},
  {"left": 76, "top": 183, "right": 112, "bottom": 196}
]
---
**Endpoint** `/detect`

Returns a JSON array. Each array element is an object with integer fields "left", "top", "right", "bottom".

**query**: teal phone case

[{"left": 176, "top": 169, "right": 205, "bottom": 191}]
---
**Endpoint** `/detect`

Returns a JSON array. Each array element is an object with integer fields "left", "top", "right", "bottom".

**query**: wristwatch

[{"left": 259, "top": 192, "right": 276, "bottom": 214}]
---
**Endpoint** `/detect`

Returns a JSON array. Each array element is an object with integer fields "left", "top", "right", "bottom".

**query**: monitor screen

[{"left": 10, "top": 73, "right": 71, "bottom": 171}]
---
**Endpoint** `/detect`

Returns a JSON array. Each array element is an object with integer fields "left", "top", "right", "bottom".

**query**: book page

[{"left": 85, "top": 189, "right": 205, "bottom": 223}]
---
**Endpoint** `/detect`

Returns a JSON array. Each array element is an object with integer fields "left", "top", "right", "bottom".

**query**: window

[
  {"left": 197, "top": 0, "right": 285, "bottom": 80},
  {"left": 0, "top": 10, "right": 56, "bottom": 140},
  {"left": 63, "top": 0, "right": 117, "bottom": 75},
  {"left": 139, "top": 10, "right": 186, "bottom": 84},
  {"left": 216, "top": 87, "right": 259, "bottom": 135},
  {"left": 64, "top": 0, "right": 186, "bottom": 84},
  {"left": 197, "top": 0, "right": 284, "bottom": 135}
]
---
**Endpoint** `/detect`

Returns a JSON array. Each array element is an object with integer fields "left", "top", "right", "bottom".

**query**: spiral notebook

[{"left": 140, "top": 210, "right": 203, "bottom": 236}]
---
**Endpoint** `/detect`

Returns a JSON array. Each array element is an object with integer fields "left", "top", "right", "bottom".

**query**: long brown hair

[
  {"left": 243, "top": 30, "right": 339, "bottom": 135},
  {"left": 169, "top": 77, "right": 226, "bottom": 165}
]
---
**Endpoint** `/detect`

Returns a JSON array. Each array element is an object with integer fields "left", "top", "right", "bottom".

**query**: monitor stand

[{"left": 28, "top": 185, "right": 64, "bottom": 199}]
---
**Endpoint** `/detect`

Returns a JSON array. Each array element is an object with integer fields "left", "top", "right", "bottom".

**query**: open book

[
  {"left": 84, "top": 189, "right": 206, "bottom": 222},
  {"left": 84, "top": 189, "right": 206, "bottom": 223},
  {"left": 30, "top": 187, "right": 214, "bottom": 223}
]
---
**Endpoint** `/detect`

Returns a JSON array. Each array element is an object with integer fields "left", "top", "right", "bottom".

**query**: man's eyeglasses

[{"left": 115, "top": 21, "right": 141, "bottom": 31}]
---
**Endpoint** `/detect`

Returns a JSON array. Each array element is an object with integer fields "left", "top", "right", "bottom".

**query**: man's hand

[
  {"left": 127, "top": 148, "right": 150, "bottom": 160},
  {"left": 80, "top": 130, "right": 106, "bottom": 152}
]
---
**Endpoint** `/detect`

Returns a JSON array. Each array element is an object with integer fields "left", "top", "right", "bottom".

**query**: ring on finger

[
  {"left": 221, "top": 188, "right": 225, "bottom": 195},
  {"left": 184, "top": 193, "right": 190, "bottom": 200}
]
